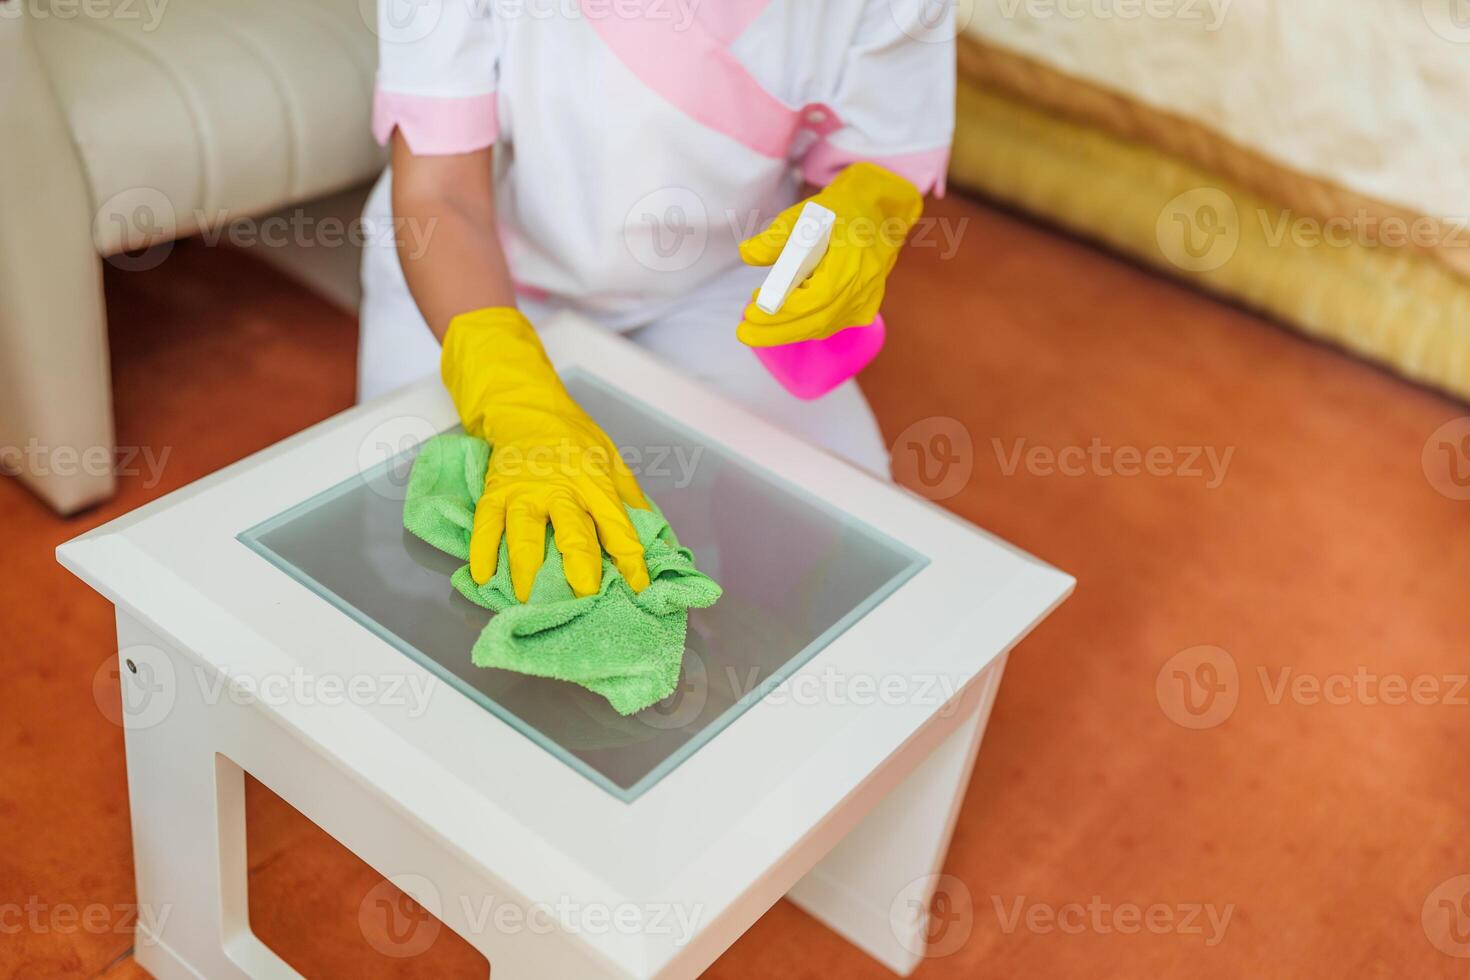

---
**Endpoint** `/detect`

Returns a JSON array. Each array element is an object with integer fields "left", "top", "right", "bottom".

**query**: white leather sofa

[{"left": 0, "top": 0, "right": 383, "bottom": 513}]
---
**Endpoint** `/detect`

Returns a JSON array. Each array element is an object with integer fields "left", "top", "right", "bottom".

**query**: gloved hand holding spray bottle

[{"left": 738, "top": 162, "right": 925, "bottom": 399}]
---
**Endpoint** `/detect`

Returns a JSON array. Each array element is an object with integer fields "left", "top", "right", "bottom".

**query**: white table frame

[{"left": 59, "top": 317, "right": 1072, "bottom": 979}]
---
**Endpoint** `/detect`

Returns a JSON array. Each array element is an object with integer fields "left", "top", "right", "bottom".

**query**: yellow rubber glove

[
  {"left": 441, "top": 307, "right": 651, "bottom": 602},
  {"left": 737, "top": 162, "right": 924, "bottom": 348}
]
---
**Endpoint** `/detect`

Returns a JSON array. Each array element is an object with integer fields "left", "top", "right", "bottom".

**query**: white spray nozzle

[{"left": 755, "top": 201, "right": 836, "bottom": 315}]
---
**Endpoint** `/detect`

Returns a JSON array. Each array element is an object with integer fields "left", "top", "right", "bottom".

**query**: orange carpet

[{"left": 4, "top": 194, "right": 1469, "bottom": 978}]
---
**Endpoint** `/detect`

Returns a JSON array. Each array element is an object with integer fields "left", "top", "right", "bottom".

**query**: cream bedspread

[{"left": 959, "top": 0, "right": 1470, "bottom": 228}]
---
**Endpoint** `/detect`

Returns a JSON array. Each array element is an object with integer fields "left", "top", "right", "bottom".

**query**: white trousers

[{"left": 358, "top": 174, "right": 891, "bottom": 477}]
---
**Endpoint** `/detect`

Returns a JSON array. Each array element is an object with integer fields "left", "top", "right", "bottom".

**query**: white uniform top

[{"left": 372, "top": 0, "right": 955, "bottom": 328}]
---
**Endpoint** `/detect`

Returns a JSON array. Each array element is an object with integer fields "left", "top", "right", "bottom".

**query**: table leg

[
  {"left": 115, "top": 609, "right": 297, "bottom": 979},
  {"left": 113, "top": 609, "right": 622, "bottom": 980},
  {"left": 785, "top": 653, "right": 1009, "bottom": 975}
]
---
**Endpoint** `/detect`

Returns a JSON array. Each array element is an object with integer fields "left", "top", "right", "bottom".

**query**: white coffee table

[{"left": 58, "top": 317, "right": 1072, "bottom": 979}]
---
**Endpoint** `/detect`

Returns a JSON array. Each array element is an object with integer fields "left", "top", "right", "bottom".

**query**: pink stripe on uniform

[{"left": 579, "top": 0, "right": 805, "bottom": 160}]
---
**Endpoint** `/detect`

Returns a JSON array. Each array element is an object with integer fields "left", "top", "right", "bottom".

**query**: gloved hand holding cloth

[
  {"left": 737, "top": 162, "right": 924, "bottom": 347},
  {"left": 418, "top": 307, "right": 720, "bottom": 716},
  {"left": 441, "top": 307, "right": 651, "bottom": 602}
]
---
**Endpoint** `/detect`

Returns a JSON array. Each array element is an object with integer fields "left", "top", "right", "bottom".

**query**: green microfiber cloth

[{"left": 402, "top": 434, "right": 722, "bottom": 715}]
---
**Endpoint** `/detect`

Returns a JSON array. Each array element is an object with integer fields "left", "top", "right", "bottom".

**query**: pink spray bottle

[{"left": 751, "top": 201, "right": 886, "bottom": 401}]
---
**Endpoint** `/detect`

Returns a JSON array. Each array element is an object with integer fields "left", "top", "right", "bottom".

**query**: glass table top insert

[{"left": 239, "top": 372, "right": 927, "bottom": 801}]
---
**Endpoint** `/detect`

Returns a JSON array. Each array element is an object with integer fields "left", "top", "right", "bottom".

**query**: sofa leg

[
  {"left": 0, "top": 246, "right": 116, "bottom": 515},
  {"left": 0, "top": 12, "right": 117, "bottom": 515},
  {"left": 0, "top": 270, "right": 117, "bottom": 515}
]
